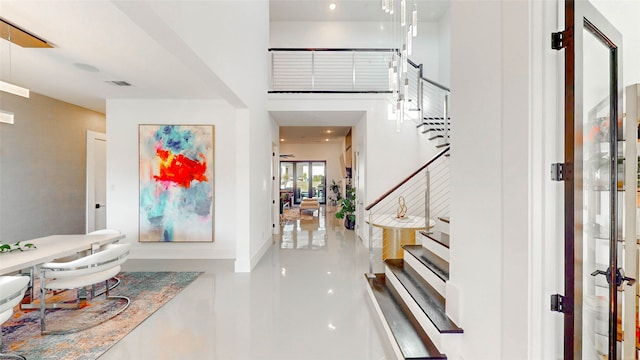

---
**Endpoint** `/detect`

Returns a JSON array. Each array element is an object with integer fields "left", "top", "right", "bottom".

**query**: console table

[{"left": 367, "top": 214, "right": 434, "bottom": 260}]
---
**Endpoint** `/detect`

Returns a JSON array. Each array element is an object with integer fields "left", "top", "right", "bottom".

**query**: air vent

[{"left": 106, "top": 80, "right": 132, "bottom": 87}]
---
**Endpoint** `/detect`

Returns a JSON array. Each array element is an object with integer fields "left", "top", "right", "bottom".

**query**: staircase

[
  {"left": 365, "top": 83, "right": 457, "bottom": 358},
  {"left": 419, "top": 118, "right": 450, "bottom": 149},
  {"left": 365, "top": 215, "right": 461, "bottom": 360}
]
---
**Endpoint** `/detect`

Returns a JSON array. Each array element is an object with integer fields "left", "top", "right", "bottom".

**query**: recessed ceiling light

[
  {"left": 325, "top": 139, "right": 330, "bottom": 142},
  {"left": 280, "top": 138, "right": 285, "bottom": 142},
  {"left": 329, "top": 3, "right": 336, "bottom": 11},
  {"left": 326, "top": 130, "right": 332, "bottom": 133}
]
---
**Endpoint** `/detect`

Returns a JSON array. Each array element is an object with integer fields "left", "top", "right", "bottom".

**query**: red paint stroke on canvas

[{"left": 154, "top": 149, "right": 208, "bottom": 188}]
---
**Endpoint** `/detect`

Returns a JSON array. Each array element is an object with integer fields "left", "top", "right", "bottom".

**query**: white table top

[
  {"left": 0, "top": 233, "right": 125, "bottom": 275},
  {"left": 367, "top": 214, "right": 435, "bottom": 230}
]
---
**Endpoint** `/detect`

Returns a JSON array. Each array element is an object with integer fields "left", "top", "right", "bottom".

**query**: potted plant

[
  {"left": 328, "top": 179, "right": 342, "bottom": 206},
  {"left": 335, "top": 186, "right": 355, "bottom": 230}
]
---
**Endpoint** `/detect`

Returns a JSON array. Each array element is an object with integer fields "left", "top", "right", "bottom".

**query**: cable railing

[
  {"left": 364, "top": 146, "right": 450, "bottom": 276},
  {"left": 270, "top": 49, "right": 450, "bottom": 136},
  {"left": 269, "top": 48, "right": 395, "bottom": 93}
]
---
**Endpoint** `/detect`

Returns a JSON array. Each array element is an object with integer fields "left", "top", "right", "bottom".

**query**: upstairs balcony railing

[
  {"left": 269, "top": 48, "right": 395, "bottom": 93},
  {"left": 269, "top": 48, "right": 450, "bottom": 127}
]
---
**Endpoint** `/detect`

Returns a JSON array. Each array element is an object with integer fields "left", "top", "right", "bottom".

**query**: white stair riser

[
  {"left": 438, "top": 220, "right": 449, "bottom": 235},
  {"left": 404, "top": 250, "right": 446, "bottom": 297},
  {"left": 365, "top": 280, "right": 405, "bottom": 360},
  {"left": 419, "top": 235, "right": 449, "bottom": 262},
  {"left": 385, "top": 266, "right": 445, "bottom": 349}
]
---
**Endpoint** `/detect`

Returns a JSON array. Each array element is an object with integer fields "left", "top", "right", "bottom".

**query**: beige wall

[{"left": 0, "top": 92, "right": 106, "bottom": 242}]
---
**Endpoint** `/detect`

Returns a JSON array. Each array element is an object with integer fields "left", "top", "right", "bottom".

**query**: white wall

[
  {"left": 529, "top": 0, "right": 564, "bottom": 358},
  {"left": 449, "top": 0, "right": 533, "bottom": 358},
  {"left": 149, "top": 0, "right": 273, "bottom": 271},
  {"left": 106, "top": 99, "right": 237, "bottom": 259},
  {"left": 438, "top": 8, "right": 451, "bottom": 87},
  {"left": 270, "top": 21, "right": 443, "bottom": 83}
]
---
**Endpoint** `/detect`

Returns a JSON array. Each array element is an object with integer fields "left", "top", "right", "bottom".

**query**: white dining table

[{"left": 0, "top": 233, "right": 125, "bottom": 275}]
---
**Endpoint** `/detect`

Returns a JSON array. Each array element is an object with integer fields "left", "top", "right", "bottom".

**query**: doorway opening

[{"left": 280, "top": 161, "right": 327, "bottom": 205}]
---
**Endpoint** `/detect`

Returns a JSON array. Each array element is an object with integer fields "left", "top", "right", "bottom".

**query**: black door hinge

[
  {"left": 550, "top": 294, "right": 566, "bottom": 313},
  {"left": 551, "top": 163, "right": 572, "bottom": 181},
  {"left": 552, "top": 30, "right": 568, "bottom": 50}
]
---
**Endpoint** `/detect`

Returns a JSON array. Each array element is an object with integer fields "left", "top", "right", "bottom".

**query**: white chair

[
  {"left": 87, "top": 229, "right": 123, "bottom": 294},
  {"left": 0, "top": 276, "right": 29, "bottom": 360},
  {"left": 39, "top": 243, "right": 130, "bottom": 334}
]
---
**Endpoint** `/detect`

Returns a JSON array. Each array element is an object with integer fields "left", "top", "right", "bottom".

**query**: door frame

[{"left": 86, "top": 130, "right": 107, "bottom": 233}]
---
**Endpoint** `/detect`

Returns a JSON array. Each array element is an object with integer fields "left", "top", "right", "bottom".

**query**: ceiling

[
  {"left": 279, "top": 126, "right": 352, "bottom": 145},
  {"left": 270, "top": 0, "right": 451, "bottom": 23},
  {"left": 0, "top": 0, "right": 449, "bottom": 143}
]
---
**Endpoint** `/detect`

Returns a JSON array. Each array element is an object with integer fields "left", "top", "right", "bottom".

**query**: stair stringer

[{"left": 365, "top": 280, "right": 406, "bottom": 360}]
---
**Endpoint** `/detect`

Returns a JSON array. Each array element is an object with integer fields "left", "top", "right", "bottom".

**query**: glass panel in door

[
  {"left": 311, "top": 162, "right": 326, "bottom": 204},
  {"left": 295, "top": 162, "right": 309, "bottom": 203},
  {"left": 581, "top": 25, "right": 618, "bottom": 359},
  {"left": 280, "top": 162, "right": 294, "bottom": 208},
  {"left": 562, "top": 1, "right": 628, "bottom": 359}
]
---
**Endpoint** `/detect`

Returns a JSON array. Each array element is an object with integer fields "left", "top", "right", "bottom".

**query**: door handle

[
  {"left": 591, "top": 267, "right": 636, "bottom": 287},
  {"left": 95, "top": 203, "right": 106, "bottom": 209}
]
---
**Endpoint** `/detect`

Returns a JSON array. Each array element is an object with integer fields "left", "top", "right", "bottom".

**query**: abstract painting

[{"left": 139, "top": 125, "right": 214, "bottom": 242}]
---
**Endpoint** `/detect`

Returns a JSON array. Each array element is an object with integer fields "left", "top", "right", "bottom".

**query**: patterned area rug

[{"left": 2, "top": 272, "right": 201, "bottom": 360}]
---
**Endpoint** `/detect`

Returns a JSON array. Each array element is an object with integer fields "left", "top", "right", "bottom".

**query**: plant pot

[{"left": 344, "top": 217, "right": 355, "bottom": 230}]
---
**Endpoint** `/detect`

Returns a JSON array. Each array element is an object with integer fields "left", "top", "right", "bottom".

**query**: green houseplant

[{"left": 335, "top": 186, "right": 355, "bottom": 230}]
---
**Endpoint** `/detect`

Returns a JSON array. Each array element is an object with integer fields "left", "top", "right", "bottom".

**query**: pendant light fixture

[{"left": 382, "top": 0, "right": 418, "bottom": 131}]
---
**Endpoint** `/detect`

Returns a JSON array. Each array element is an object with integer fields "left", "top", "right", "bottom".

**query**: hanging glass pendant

[
  {"left": 401, "top": 0, "right": 406, "bottom": 27},
  {"left": 402, "top": 45, "right": 408, "bottom": 73}
]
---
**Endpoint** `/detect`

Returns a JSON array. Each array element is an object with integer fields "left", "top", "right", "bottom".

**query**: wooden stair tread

[
  {"left": 404, "top": 245, "right": 449, "bottom": 282},
  {"left": 386, "top": 259, "right": 463, "bottom": 334},
  {"left": 366, "top": 274, "right": 447, "bottom": 359},
  {"left": 419, "top": 231, "right": 450, "bottom": 249}
]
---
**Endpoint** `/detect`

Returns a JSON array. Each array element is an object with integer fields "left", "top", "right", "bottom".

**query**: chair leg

[
  {"left": 40, "top": 281, "right": 130, "bottom": 335},
  {"left": 40, "top": 272, "right": 46, "bottom": 334}
]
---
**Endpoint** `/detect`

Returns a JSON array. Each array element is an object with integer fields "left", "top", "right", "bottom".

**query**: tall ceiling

[
  {"left": 0, "top": 0, "right": 449, "bottom": 142},
  {"left": 270, "top": 0, "right": 451, "bottom": 22}
]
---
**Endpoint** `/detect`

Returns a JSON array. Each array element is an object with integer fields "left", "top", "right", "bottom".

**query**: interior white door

[{"left": 86, "top": 131, "right": 107, "bottom": 233}]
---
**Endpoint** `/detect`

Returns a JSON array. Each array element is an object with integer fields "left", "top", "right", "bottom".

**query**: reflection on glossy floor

[{"left": 101, "top": 206, "right": 391, "bottom": 360}]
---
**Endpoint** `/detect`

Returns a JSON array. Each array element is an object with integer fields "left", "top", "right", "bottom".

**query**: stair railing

[{"left": 364, "top": 146, "right": 451, "bottom": 276}]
